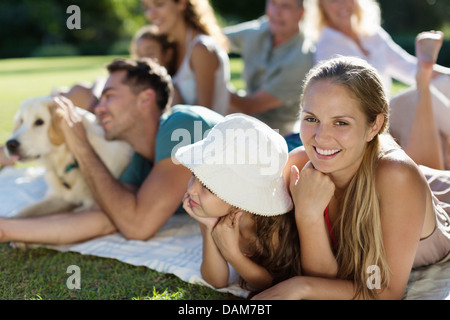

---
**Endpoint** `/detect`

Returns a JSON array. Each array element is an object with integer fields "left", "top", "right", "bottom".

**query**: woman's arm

[
  {"left": 373, "top": 155, "right": 428, "bottom": 298},
  {"left": 290, "top": 163, "right": 338, "bottom": 277},
  {"left": 286, "top": 149, "right": 338, "bottom": 277},
  {"left": 253, "top": 274, "right": 404, "bottom": 300},
  {"left": 190, "top": 42, "right": 219, "bottom": 109}
]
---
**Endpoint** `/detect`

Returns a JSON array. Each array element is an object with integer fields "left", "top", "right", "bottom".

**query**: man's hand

[{"left": 53, "top": 96, "right": 89, "bottom": 155}]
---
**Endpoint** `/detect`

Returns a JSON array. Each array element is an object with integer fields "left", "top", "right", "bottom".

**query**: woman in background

[{"left": 143, "top": 0, "right": 231, "bottom": 115}]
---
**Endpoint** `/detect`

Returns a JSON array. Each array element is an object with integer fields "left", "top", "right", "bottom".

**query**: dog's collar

[
  {"left": 64, "top": 160, "right": 79, "bottom": 173},
  {"left": 59, "top": 160, "right": 79, "bottom": 189}
]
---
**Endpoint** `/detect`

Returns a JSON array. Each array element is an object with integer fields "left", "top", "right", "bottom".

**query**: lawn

[{"left": 0, "top": 55, "right": 406, "bottom": 300}]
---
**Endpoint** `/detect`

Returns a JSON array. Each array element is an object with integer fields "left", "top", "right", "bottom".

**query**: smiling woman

[{"left": 252, "top": 56, "right": 450, "bottom": 300}]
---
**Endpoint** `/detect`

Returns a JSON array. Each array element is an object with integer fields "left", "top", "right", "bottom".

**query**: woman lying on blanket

[
  {"left": 252, "top": 56, "right": 450, "bottom": 300},
  {"left": 175, "top": 114, "right": 301, "bottom": 293}
]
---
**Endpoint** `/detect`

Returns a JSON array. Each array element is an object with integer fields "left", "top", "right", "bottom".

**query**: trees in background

[
  {"left": 1, "top": 0, "right": 448, "bottom": 64},
  {"left": 0, "top": 0, "right": 146, "bottom": 58}
]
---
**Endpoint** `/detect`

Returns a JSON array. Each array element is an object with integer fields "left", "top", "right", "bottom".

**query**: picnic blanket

[{"left": 0, "top": 166, "right": 449, "bottom": 300}]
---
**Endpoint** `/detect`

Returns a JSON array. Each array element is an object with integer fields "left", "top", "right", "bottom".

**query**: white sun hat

[{"left": 174, "top": 113, "right": 293, "bottom": 216}]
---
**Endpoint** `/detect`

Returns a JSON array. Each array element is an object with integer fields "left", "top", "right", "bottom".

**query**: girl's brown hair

[{"left": 228, "top": 207, "right": 301, "bottom": 294}]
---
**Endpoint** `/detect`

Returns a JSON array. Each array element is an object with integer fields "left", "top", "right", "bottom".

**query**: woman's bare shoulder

[{"left": 376, "top": 148, "right": 428, "bottom": 197}]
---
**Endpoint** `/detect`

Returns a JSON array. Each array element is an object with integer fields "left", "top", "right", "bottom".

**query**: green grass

[{"left": 0, "top": 245, "right": 229, "bottom": 300}]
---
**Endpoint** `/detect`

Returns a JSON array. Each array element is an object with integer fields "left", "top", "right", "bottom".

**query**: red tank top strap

[{"left": 324, "top": 206, "right": 338, "bottom": 249}]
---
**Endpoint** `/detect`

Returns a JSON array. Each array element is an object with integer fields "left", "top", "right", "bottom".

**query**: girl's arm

[
  {"left": 199, "top": 223, "right": 230, "bottom": 288},
  {"left": 224, "top": 250, "right": 274, "bottom": 291},
  {"left": 182, "top": 196, "right": 229, "bottom": 288},
  {"left": 212, "top": 212, "right": 273, "bottom": 291}
]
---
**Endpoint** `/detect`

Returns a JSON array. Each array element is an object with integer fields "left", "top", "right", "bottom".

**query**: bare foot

[
  {"left": 415, "top": 30, "right": 444, "bottom": 66},
  {"left": 415, "top": 31, "right": 444, "bottom": 87}
]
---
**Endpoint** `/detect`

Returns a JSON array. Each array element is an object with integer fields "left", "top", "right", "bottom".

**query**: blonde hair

[
  {"left": 175, "top": 0, "right": 228, "bottom": 51},
  {"left": 303, "top": 0, "right": 381, "bottom": 41},
  {"left": 301, "top": 56, "right": 394, "bottom": 299}
]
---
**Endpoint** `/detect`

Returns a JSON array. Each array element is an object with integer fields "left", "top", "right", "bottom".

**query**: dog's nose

[{"left": 6, "top": 139, "right": 20, "bottom": 153}]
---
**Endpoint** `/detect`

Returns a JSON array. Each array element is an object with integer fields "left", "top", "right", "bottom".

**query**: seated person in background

[
  {"left": 143, "top": 0, "right": 231, "bottom": 116},
  {"left": 223, "top": 0, "right": 314, "bottom": 139},
  {"left": 176, "top": 114, "right": 300, "bottom": 294},
  {"left": 303, "top": 0, "right": 450, "bottom": 169},
  {"left": 0, "top": 57, "right": 223, "bottom": 245}
]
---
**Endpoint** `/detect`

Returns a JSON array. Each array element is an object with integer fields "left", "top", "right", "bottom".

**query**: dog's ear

[
  {"left": 47, "top": 102, "right": 65, "bottom": 146},
  {"left": 12, "top": 118, "right": 21, "bottom": 132}
]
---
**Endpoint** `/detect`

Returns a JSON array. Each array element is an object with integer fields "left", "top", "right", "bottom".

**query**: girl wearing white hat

[{"left": 175, "top": 114, "right": 301, "bottom": 292}]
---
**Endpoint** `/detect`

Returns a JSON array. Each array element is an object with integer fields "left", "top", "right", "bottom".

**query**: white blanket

[{"left": 1, "top": 166, "right": 449, "bottom": 300}]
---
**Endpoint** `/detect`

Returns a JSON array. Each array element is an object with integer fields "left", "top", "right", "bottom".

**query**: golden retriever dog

[{"left": 5, "top": 96, "right": 133, "bottom": 218}]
